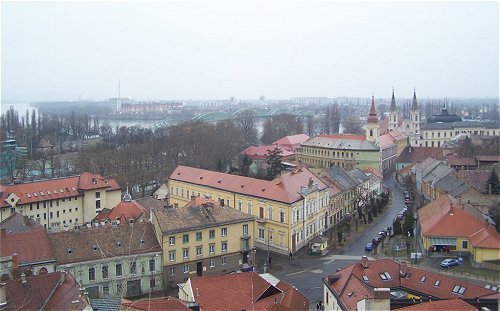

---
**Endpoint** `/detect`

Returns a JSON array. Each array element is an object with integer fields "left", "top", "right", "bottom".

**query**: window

[
  {"left": 130, "top": 261, "right": 137, "bottom": 275},
  {"left": 56, "top": 211, "right": 59, "bottom": 217},
  {"left": 196, "top": 232, "right": 202, "bottom": 241},
  {"left": 238, "top": 200, "right": 242, "bottom": 211},
  {"left": 280, "top": 209, "right": 285, "bottom": 223},
  {"left": 210, "top": 259, "right": 215, "bottom": 267},
  {"left": 268, "top": 206, "right": 273, "bottom": 220},
  {"left": 243, "top": 224, "right": 248, "bottom": 235},
  {"left": 50, "top": 212, "right": 53, "bottom": 219},
  {"left": 183, "top": 248, "right": 189, "bottom": 259},
  {"left": 102, "top": 265, "right": 108, "bottom": 279},
  {"left": 95, "top": 192, "right": 101, "bottom": 199},
  {"left": 183, "top": 234, "right": 189, "bottom": 243},
  {"left": 117, "top": 284, "right": 123, "bottom": 294},
  {"left": 362, "top": 275, "right": 369, "bottom": 282},
  {"left": 96, "top": 200, "right": 101, "bottom": 210},
  {"left": 209, "top": 244, "right": 215, "bottom": 254},
  {"left": 209, "top": 230, "right": 215, "bottom": 239},
  {"left": 89, "top": 267, "right": 95, "bottom": 281},
  {"left": 103, "top": 285, "right": 109, "bottom": 297},
  {"left": 116, "top": 263, "right": 123, "bottom": 276},
  {"left": 221, "top": 242, "right": 227, "bottom": 252},
  {"left": 221, "top": 228, "right": 227, "bottom": 237},
  {"left": 434, "top": 280, "right": 441, "bottom": 287},
  {"left": 420, "top": 276, "right": 426, "bottom": 283},
  {"left": 259, "top": 206, "right": 264, "bottom": 218},
  {"left": 258, "top": 228, "right": 265, "bottom": 239},
  {"left": 379, "top": 272, "right": 392, "bottom": 281},
  {"left": 196, "top": 246, "right": 202, "bottom": 257},
  {"left": 150, "top": 278, "right": 156, "bottom": 289},
  {"left": 169, "top": 267, "right": 176, "bottom": 276},
  {"left": 149, "top": 258, "right": 155, "bottom": 272},
  {"left": 169, "top": 251, "right": 176, "bottom": 262},
  {"left": 452, "top": 285, "right": 466, "bottom": 295},
  {"left": 462, "top": 240, "right": 468, "bottom": 249},
  {"left": 30, "top": 204, "right": 33, "bottom": 211},
  {"left": 221, "top": 256, "right": 227, "bottom": 265},
  {"left": 247, "top": 202, "right": 253, "bottom": 215},
  {"left": 183, "top": 264, "right": 189, "bottom": 274},
  {"left": 169, "top": 236, "right": 175, "bottom": 245}
]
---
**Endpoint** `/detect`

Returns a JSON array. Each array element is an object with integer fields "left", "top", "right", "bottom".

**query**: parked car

[
  {"left": 373, "top": 235, "right": 382, "bottom": 242},
  {"left": 397, "top": 213, "right": 405, "bottom": 220},
  {"left": 440, "top": 258, "right": 462, "bottom": 268},
  {"left": 378, "top": 229, "right": 388, "bottom": 236},
  {"left": 365, "top": 242, "right": 374, "bottom": 251}
]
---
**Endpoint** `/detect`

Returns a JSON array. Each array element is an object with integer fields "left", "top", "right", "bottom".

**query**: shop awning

[{"left": 430, "top": 238, "right": 456, "bottom": 246}]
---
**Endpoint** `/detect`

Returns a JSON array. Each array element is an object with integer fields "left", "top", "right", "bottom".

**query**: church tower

[
  {"left": 410, "top": 88, "right": 421, "bottom": 147},
  {"left": 366, "top": 94, "right": 379, "bottom": 144},
  {"left": 388, "top": 88, "right": 398, "bottom": 131}
]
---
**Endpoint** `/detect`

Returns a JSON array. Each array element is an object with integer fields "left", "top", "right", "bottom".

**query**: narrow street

[{"left": 266, "top": 171, "right": 406, "bottom": 307}]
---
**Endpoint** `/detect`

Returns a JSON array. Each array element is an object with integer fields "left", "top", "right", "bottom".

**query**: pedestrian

[
  {"left": 289, "top": 251, "right": 293, "bottom": 260},
  {"left": 316, "top": 302, "right": 320, "bottom": 311},
  {"left": 268, "top": 256, "right": 272, "bottom": 265}
]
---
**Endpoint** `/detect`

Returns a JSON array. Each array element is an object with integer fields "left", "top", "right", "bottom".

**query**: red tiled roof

[
  {"left": 94, "top": 200, "right": 149, "bottom": 222},
  {"left": 361, "top": 167, "right": 383, "bottom": 180},
  {"left": 446, "top": 154, "right": 476, "bottom": 166},
  {"left": 397, "top": 163, "right": 416, "bottom": 175},
  {"left": 324, "top": 258, "right": 497, "bottom": 311},
  {"left": 188, "top": 272, "right": 308, "bottom": 311},
  {"left": 456, "top": 170, "right": 493, "bottom": 194},
  {"left": 3, "top": 271, "right": 88, "bottom": 311},
  {"left": 240, "top": 145, "right": 294, "bottom": 160},
  {"left": 169, "top": 166, "right": 328, "bottom": 204},
  {"left": 476, "top": 155, "right": 500, "bottom": 162},
  {"left": 273, "top": 134, "right": 310, "bottom": 151},
  {"left": 0, "top": 173, "right": 120, "bottom": 209},
  {"left": 418, "top": 195, "right": 484, "bottom": 238},
  {"left": 45, "top": 272, "right": 90, "bottom": 310},
  {"left": 418, "top": 195, "right": 499, "bottom": 249},
  {"left": 379, "top": 133, "right": 397, "bottom": 149},
  {"left": 388, "top": 129, "right": 407, "bottom": 141},
  {"left": 469, "top": 225, "right": 500, "bottom": 249},
  {"left": 121, "top": 297, "right": 191, "bottom": 311},
  {"left": 319, "top": 133, "right": 366, "bottom": 141},
  {"left": 397, "top": 147, "right": 445, "bottom": 164},
  {"left": 379, "top": 116, "right": 389, "bottom": 135},
  {"left": 396, "top": 298, "right": 476, "bottom": 310},
  {"left": 0, "top": 227, "right": 53, "bottom": 265}
]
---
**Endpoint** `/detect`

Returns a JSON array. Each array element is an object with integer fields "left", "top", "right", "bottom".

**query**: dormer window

[
  {"left": 434, "top": 280, "right": 441, "bottom": 287},
  {"left": 47, "top": 190, "right": 51, "bottom": 195},
  {"left": 379, "top": 272, "right": 392, "bottom": 281},
  {"left": 26, "top": 193, "right": 31, "bottom": 198},
  {"left": 452, "top": 285, "right": 466, "bottom": 295},
  {"left": 93, "top": 245, "right": 97, "bottom": 251},
  {"left": 60, "top": 189, "right": 63, "bottom": 193},
  {"left": 362, "top": 275, "right": 369, "bottom": 282},
  {"left": 40, "top": 191, "right": 45, "bottom": 196},
  {"left": 33, "top": 192, "right": 38, "bottom": 197},
  {"left": 420, "top": 276, "right": 426, "bottom": 283},
  {"left": 67, "top": 248, "right": 72, "bottom": 254}
]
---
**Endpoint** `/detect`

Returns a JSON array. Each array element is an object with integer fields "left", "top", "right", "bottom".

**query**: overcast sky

[{"left": 1, "top": 1, "right": 498, "bottom": 102}]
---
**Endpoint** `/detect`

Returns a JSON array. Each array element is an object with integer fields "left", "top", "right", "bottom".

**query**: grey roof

[
  {"left": 136, "top": 196, "right": 169, "bottom": 212},
  {"left": 422, "top": 163, "right": 454, "bottom": 184},
  {"left": 90, "top": 298, "right": 121, "bottom": 311},
  {"left": 348, "top": 169, "right": 370, "bottom": 184},
  {"left": 0, "top": 212, "right": 44, "bottom": 233},
  {"left": 153, "top": 203, "right": 255, "bottom": 234},
  {"left": 301, "top": 136, "right": 379, "bottom": 151},
  {"left": 420, "top": 121, "right": 499, "bottom": 130},
  {"left": 325, "top": 166, "right": 359, "bottom": 191},
  {"left": 434, "top": 174, "right": 470, "bottom": 197}
]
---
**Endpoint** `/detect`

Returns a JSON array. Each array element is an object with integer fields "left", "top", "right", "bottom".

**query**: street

[{"left": 264, "top": 171, "right": 405, "bottom": 306}]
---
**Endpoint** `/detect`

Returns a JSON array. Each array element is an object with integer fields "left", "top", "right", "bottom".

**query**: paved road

[
  {"left": 266, "top": 171, "right": 406, "bottom": 306},
  {"left": 343, "top": 171, "right": 407, "bottom": 256}
]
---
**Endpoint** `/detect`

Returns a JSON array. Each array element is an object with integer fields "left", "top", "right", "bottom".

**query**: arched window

[{"left": 370, "top": 129, "right": 373, "bottom": 136}]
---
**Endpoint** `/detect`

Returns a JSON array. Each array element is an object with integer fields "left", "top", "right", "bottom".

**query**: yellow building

[
  {"left": 152, "top": 197, "right": 255, "bottom": 288},
  {"left": 296, "top": 134, "right": 380, "bottom": 171},
  {"left": 418, "top": 195, "right": 499, "bottom": 264},
  {"left": 0, "top": 172, "right": 121, "bottom": 229},
  {"left": 168, "top": 165, "right": 330, "bottom": 255}
]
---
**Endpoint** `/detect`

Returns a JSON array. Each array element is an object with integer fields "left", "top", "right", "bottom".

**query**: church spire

[
  {"left": 367, "top": 93, "right": 378, "bottom": 123},
  {"left": 412, "top": 88, "right": 418, "bottom": 111},
  {"left": 390, "top": 88, "right": 397, "bottom": 112}
]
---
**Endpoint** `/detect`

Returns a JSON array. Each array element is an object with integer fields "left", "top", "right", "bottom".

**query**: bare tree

[
  {"left": 342, "top": 115, "right": 363, "bottom": 134},
  {"left": 261, "top": 114, "right": 303, "bottom": 144},
  {"left": 235, "top": 109, "right": 259, "bottom": 147}
]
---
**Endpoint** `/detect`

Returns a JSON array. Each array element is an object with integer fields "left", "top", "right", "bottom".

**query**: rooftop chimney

[
  {"left": 12, "top": 253, "right": 18, "bottom": 268},
  {"left": 60, "top": 271, "right": 66, "bottom": 284},
  {"left": 361, "top": 256, "right": 369, "bottom": 268},
  {"left": 0, "top": 283, "right": 6, "bottom": 306},
  {"left": 20, "top": 273, "right": 26, "bottom": 284}
]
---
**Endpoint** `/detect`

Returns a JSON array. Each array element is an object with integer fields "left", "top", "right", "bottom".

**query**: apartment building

[
  {"left": 168, "top": 165, "right": 330, "bottom": 255},
  {"left": 152, "top": 197, "right": 255, "bottom": 288},
  {"left": 0, "top": 172, "right": 121, "bottom": 229}
]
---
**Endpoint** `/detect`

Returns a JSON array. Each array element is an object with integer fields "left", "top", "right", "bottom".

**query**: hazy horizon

[{"left": 2, "top": 1, "right": 499, "bottom": 102}]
